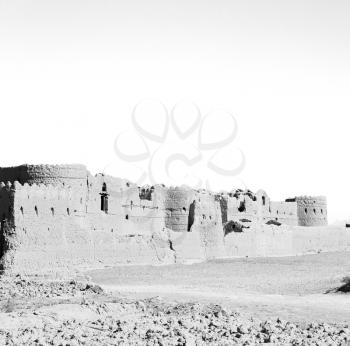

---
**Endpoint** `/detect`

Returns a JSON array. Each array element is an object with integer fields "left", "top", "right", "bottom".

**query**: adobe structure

[{"left": 0, "top": 164, "right": 349, "bottom": 274}]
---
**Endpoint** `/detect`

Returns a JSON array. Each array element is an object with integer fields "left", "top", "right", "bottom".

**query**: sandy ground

[
  {"left": 87, "top": 251, "right": 350, "bottom": 324},
  {"left": 0, "top": 252, "right": 350, "bottom": 345}
]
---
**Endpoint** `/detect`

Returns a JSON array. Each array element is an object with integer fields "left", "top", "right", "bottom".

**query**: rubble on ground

[{"left": 0, "top": 277, "right": 349, "bottom": 345}]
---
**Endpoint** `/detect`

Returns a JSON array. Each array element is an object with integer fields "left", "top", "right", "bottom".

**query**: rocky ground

[{"left": 0, "top": 275, "right": 349, "bottom": 345}]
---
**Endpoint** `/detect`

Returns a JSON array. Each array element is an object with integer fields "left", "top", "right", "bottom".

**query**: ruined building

[{"left": 0, "top": 164, "right": 347, "bottom": 274}]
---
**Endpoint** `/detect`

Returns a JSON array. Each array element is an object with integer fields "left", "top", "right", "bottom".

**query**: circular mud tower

[
  {"left": 0, "top": 164, "right": 88, "bottom": 188},
  {"left": 296, "top": 196, "right": 328, "bottom": 226},
  {"left": 164, "top": 187, "right": 196, "bottom": 232}
]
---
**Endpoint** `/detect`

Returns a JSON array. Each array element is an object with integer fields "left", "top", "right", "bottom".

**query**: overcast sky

[{"left": 0, "top": 0, "right": 349, "bottom": 222}]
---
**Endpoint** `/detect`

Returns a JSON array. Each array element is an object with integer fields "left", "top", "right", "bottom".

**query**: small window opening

[
  {"left": 305, "top": 208, "right": 308, "bottom": 214},
  {"left": 313, "top": 208, "right": 316, "bottom": 214},
  {"left": 125, "top": 214, "right": 129, "bottom": 220},
  {"left": 35, "top": 206, "right": 38, "bottom": 216},
  {"left": 67, "top": 208, "right": 70, "bottom": 215},
  {"left": 20, "top": 206, "right": 24, "bottom": 215},
  {"left": 262, "top": 196, "right": 266, "bottom": 206},
  {"left": 51, "top": 207, "right": 54, "bottom": 216},
  {"left": 238, "top": 201, "right": 246, "bottom": 212},
  {"left": 100, "top": 183, "right": 109, "bottom": 214},
  {"left": 101, "top": 194, "right": 108, "bottom": 214}
]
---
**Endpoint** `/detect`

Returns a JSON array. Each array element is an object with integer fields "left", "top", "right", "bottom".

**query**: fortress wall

[
  {"left": 225, "top": 195, "right": 260, "bottom": 223},
  {"left": 295, "top": 196, "right": 328, "bottom": 226},
  {"left": 268, "top": 201, "right": 298, "bottom": 226},
  {"left": 5, "top": 179, "right": 174, "bottom": 273},
  {"left": 86, "top": 175, "right": 166, "bottom": 234},
  {"left": 0, "top": 164, "right": 337, "bottom": 274},
  {"left": 224, "top": 225, "right": 350, "bottom": 258},
  {"left": 224, "top": 226, "right": 294, "bottom": 257},
  {"left": 191, "top": 192, "right": 225, "bottom": 259},
  {"left": 8, "top": 182, "right": 90, "bottom": 272}
]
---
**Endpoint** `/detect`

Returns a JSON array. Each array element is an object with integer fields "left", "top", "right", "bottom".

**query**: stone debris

[{"left": 0, "top": 278, "right": 349, "bottom": 345}]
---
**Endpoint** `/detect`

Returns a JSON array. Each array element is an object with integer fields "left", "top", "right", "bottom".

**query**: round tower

[
  {"left": 295, "top": 196, "right": 327, "bottom": 226},
  {"left": 0, "top": 164, "right": 88, "bottom": 188}
]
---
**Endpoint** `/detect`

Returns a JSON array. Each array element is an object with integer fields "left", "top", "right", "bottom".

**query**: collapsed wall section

[{"left": 218, "top": 189, "right": 299, "bottom": 227}]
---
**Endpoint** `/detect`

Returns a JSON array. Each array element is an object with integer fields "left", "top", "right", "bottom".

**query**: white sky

[{"left": 0, "top": 0, "right": 349, "bottom": 222}]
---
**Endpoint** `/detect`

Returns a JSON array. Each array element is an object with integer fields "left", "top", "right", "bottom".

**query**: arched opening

[
  {"left": 67, "top": 208, "right": 70, "bottom": 215},
  {"left": 51, "top": 207, "right": 54, "bottom": 216},
  {"left": 34, "top": 206, "right": 38, "bottom": 216},
  {"left": 262, "top": 196, "right": 266, "bottom": 206},
  {"left": 102, "top": 182, "right": 107, "bottom": 192},
  {"left": 20, "top": 206, "right": 24, "bottom": 215},
  {"left": 305, "top": 208, "right": 308, "bottom": 214}
]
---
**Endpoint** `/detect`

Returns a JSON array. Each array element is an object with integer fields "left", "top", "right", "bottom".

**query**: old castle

[{"left": 1, "top": 164, "right": 348, "bottom": 274}]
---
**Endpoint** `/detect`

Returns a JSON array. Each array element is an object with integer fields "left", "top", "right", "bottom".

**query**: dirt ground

[
  {"left": 0, "top": 252, "right": 350, "bottom": 345},
  {"left": 87, "top": 251, "right": 350, "bottom": 324}
]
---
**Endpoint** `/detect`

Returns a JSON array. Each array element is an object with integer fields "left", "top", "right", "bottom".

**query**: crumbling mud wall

[
  {"left": 0, "top": 164, "right": 336, "bottom": 274},
  {"left": 218, "top": 189, "right": 299, "bottom": 226}
]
